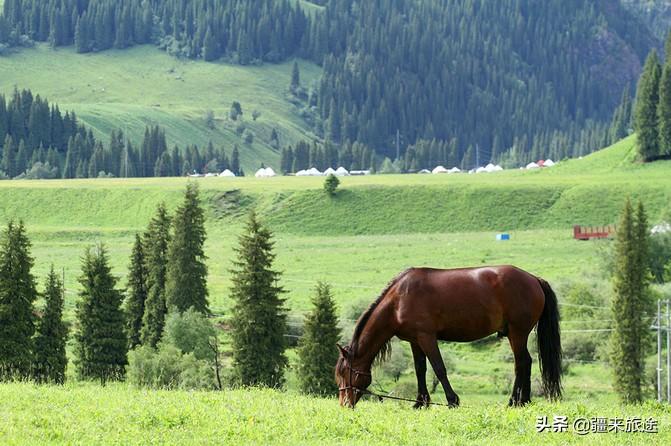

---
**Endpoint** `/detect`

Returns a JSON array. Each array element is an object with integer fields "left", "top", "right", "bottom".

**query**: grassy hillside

[
  {"left": 0, "top": 135, "right": 666, "bottom": 315},
  {"left": 0, "top": 383, "right": 669, "bottom": 445},
  {"left": 0, "top": 44, "right": 322, "bottom": 171}
]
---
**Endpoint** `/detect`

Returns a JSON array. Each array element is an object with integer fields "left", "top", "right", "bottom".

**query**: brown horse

[{"left": 335, "top": 266, "right": 562, "bottom": 408}]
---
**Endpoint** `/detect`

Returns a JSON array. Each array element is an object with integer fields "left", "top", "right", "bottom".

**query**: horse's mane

[{"left": 347, "top": 268, "right": 412, "bottom": 367}]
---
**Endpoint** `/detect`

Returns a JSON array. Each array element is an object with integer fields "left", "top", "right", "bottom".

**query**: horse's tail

[{"left": 536, "top": 277, "right": 563, "bottom": 400}]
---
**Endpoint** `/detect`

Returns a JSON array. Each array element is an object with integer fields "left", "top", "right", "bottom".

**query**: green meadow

[
  {"left": 0, "top": 44, "right": 322, "bottom": 171},
  {"left": 0, "top": 135, "right": 670, "bottom": 444}
]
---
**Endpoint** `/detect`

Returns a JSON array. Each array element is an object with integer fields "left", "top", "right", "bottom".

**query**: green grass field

[
  {"left": 0, "top": 383, "right": 669, "bottom": 445},
  {"left": 0, "top": 135, "right": 670, "bottom": 443},
  {"left": 0, "top": 135, "right": 665, "bottom": 317},
  {"left": 0, "top": 44, "right": 322, "bottom": 171}
]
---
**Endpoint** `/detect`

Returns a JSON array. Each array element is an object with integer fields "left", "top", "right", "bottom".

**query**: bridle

[
  {"left": 337, "top": 361, "right": 453, "bottom": 408},
  {"left": 338, "top": 362, "right": 371, "bottom": 397}
]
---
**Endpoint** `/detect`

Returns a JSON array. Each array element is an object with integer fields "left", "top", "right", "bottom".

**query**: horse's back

[{"left": 392, "top": 266, "right": 545, "bottom": 342}]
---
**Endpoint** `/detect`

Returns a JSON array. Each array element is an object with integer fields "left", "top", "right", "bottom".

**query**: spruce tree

[
  {"left": 230, "top": 212, "right": 287, "bottom": 387},
  {"left": 658, "top": 61, "right": 671, "bottom": 157},
  {"left": 291, "top": 61, "right": 300, "bottom": 91},
  {"left": 297, "top": 282, "right": 341, "bottom": 395},
  {"left": 634, "top": 51, "right": 662, "bottom": 161},
  {"left": 610, "top": 199, "right": 651, "bottom": 404},
  {"left": 124, "top": 234, "right": 147, "bottom": 350},
  {"left": 0, "top": 221, "right": 37, "bottom": 380},
  {"left": 231, "top": 145, "right": 240, "bottom": 175},
  {"left": 165, "top": 183, "right": 209, "bottom": 314},
  {"left": 33, "top": 266, "right": 68, "bottom": 384},
  {"left": 74, "top": 245, "right": 127, "bottom": 384},
  {"left": 141, "top": 203, "right": 171, "bottom": 347}
]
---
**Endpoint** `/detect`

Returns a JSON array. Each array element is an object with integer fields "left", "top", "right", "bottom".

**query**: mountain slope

[{"left": 0, "top": 44, "right": 321, "bottom": 171}]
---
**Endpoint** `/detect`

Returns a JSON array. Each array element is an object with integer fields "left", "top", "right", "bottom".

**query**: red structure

[{"left": 573, "top": 225, "right": 616, "bottom": 240}]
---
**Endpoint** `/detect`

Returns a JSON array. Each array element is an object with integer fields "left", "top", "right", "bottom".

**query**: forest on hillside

[{"left": 0, "top": 0, "right": 664, "bottom": 171}]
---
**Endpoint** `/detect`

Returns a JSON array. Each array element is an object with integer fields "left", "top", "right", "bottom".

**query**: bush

[
  {"left": 17, "top": 162, "right": 58, "bottom": 180},
  {"left": 323, "top": 174, "right": 340, "bottom": 196},
  {"left": 243, "top": 129, "right": 254, "bottom": 144},
  {"left": 127, "top": 309, "right": 221, "bottom": 390},
  {"left": 649, "top": 232, "right": 671, "bottom": 283}
]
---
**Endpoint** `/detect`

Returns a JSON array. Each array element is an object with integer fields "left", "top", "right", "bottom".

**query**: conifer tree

[
  {"left": 0, "top": 221, "right": 37, "bottom": 379},
  {"left": 33, "top": 266, "right": 68, "bottom": 384},
  {"left": 658, "top": 61, "right": 671, "bottom": 157},
  {"left": 141, "top": 203, "right": 171, "bottom": 347},
  {"left": 231, "top": 145, "right": 240, "bottom": 176},
  {"left": 291, "top": 61, "right": 300, "bottom": 91},
  {"left": 74, "top": 244, "right": 127, "bottom": 384},
  {"left": 165, "top": 183, "right": 209, "bottom": 314},
  {"left": 230, "top": 212, "right": 287, "bottom": 387},
  {"left": 203, "top": 27, "right": 218, "bottom": 61},
  {"left": 297, "top": 282, "right": 341, "bottom": 395},
  {"left": 610, "top": 199, "right": 652, "bottom": 404},
  {"left": 124, "top": 234, "right": 147, "bottom": 350},
  {"left": 634, "top": 51, "right": 662, "bottom": 161}
]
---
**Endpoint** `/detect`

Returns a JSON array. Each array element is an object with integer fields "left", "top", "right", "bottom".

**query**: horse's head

[{"left": 335, "top": 343, "right": 371, "bottom": 408}]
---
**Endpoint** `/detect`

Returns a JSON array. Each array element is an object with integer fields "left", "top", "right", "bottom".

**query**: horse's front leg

[
  {"left": 410, "top": 342, "right": 430, "bottom": 409},
  {"left": 416, "top": 333, "right": 460, "bottom": 407}
]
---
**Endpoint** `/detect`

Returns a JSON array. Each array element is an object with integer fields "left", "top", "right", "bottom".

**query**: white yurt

[
  {"left": 255, "top": 167, "right": 277, "bottom": 178},
  {"left": 307, "top": 167, "right": 323, "bottom": 176},
  {"left": 418, "top": 169, "right": 431, "bottom": 174},
  {"left": 525, "top": 162, "right": 540, "bottom": 170},
  {"left": 335, "top": 166, "right": 350, "bottom": 176},
  {"left": 448, "top": 167, "right": 462, "bottom": 173},
  {"left": 475, "top": 166, "right": 487, "bottom": 173},
  {"left": 544, "top": 159, "right": 556, "bottom": 167},
  {"left": 219, "top": 169, "right": 236, "bottom": 177},
  {"left": 323, "top": 167, "right": 337, "bottom": 176},
  {"left": 432, "top": 166, "right": 448, "bottom": 174},
  {"left": 295, "top": 169, "right": 310, "bottom": 176}
]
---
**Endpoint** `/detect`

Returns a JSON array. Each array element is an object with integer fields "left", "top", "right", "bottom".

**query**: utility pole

[
  {"left": 658, "top": 299, "right": 662, "bottom": 402},
  {"left": 667, "top": 299, "right": 670, "bottom": 403},
  {"left": 396, "top": 129, "right": 400, "bottom": 162}
]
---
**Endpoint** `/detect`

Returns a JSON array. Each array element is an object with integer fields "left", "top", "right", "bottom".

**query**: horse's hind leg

[
  {"left": 416, "top": 334, "right": 460, "bottom": 407},
  {"left": 507, "top": 329, "right": 532, "bottom": 406},
  {"left": 410, "top": 342, "right": 430, "bottom": 409}
]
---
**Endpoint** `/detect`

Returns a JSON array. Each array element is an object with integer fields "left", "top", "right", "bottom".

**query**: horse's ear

[{"left": 337, "top": 343, "right": 348, "bottom": 358}]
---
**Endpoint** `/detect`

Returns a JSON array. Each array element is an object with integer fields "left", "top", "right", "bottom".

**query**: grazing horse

[{"left": 335, "top": 266, "right": 562, "bottom": 408}]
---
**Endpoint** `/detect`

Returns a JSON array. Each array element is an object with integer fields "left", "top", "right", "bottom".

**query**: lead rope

[{"left": 360, "top": 388, "right": 454, "bottom": 408}]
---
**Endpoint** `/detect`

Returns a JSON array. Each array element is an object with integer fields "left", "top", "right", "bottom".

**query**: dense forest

[{"left": 0, "top": 0, "right": 663, "bottom": 171}]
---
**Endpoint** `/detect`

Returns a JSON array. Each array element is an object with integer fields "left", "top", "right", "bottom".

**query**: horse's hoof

[
  {"left": 448, "top": 394, "right": 460, "bottom": 408},
  {"left": 413, "top": 395, "right": 430, "bottom": 409}
]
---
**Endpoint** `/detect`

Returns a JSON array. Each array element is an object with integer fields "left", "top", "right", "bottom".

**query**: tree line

[
  {"left": 634, "top": 33, "right": 671, "bottom": 162},
  {"left": 0, "top": 183, "right": 341, "bottom": 396},
  {"left": 2, "top": 0, "right": 658, "bottom": 166},
  {"left": 0, "top": 88, "right": 242, "bottom": 178}
]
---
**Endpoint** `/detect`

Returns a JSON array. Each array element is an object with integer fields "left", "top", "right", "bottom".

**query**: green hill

[
  {"left": 0, "top": 135, "right": 667, "bottom": 314},
  {"left": 0, "top": 44, "right": 322, "bottom": 171}
]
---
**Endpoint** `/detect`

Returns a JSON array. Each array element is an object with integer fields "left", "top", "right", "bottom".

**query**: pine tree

[
  {"left": 231, "top": 145, "right": 240, "bottom": 175},
  {"left": 634, "top": 51, "right": 662, "bottom": 161},
  {"left": 290, "top": 61, "right": 300, "bottom": 91},
  {"left": 297, "top": 282, "right": 341, "bottom": 395},
  {"left": 610, "top": 199, "right": 652, "bottom": 404},
  {"left": 33, "top": 266, "right": 68, "bottom": 384},
  {"left": 229, "top": 212, "right": 287, "bottom": 387},
  {"left": 610, "top": 86, "right": 632, "bottom": 143},
  {"left": 74, "top": 245, "right": 127, "bottom": 384},
  {"left": 203, "top": 27, "right": 218, "bottom": 61},
  {"left": 658, "top": 61, "right": 671, "bottom": 157},
  {"left": 124, "top": 234, "right": 147, "bottom": 350},
  {"left": 0, "top": 221, "right": 37, "bottom": 380},
  {"left": 165, "top": 183, "right": 209, "bottom": 314},
  {"left": 141, "top": 203, "right": 171, "bottom": 347}
]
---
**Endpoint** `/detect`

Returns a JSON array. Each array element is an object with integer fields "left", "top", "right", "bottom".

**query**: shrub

[
  {"left": 323, "top": 174, "right": 340, "bottom": 196},
  {"left": 127, "top": 309, "right": 221, "bottom": 390}
]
